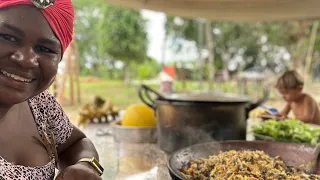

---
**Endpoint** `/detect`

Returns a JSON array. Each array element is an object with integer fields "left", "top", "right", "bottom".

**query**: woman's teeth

[{"left": 0, "top": 70, "right": 32, "bottom": 82}]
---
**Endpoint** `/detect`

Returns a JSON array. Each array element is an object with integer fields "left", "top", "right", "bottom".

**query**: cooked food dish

[
  {"left": 180, "top": 150, "right": 320, "bottom": 180},
  {"left": 252, "top": 119, "right": 320, "bottom": 146}
]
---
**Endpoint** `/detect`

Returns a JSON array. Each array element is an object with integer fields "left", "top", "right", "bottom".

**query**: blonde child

[{"left": 272, "top": 70, "right": 320, "bottom": 125}]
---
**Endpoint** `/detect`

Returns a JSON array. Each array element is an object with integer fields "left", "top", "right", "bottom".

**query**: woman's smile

[
  {"left": 0, "top": 70, "right": 33, "bottom": 82},
  {"left": 0, "top": 68, "right": 35, "bottom": 91}
]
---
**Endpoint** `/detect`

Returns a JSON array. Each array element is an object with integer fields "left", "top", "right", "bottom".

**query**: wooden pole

[
  {"left": 53, "top": 78, "right": 58, "bottom": 97},
  {"left": 304, "top": 21, "right": 319, "bottom": 88},
  {"left": 73, "top": 37, "right": 81, "bottom": 104},
  {"left": 69, "top": 50, "right": 75, "bottom": 105}
]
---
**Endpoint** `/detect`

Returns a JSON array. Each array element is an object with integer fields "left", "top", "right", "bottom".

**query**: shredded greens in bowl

[
  {"left": 252, "top": 119, "right": 320, "bottom": 146},
  {"left": 180, "top": 150, "right": 320, "bottom": 180}
]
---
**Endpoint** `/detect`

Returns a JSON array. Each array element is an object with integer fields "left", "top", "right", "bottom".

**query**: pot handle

[
  {"left": 247, "top": 86, "right": 270, "bottom": 111},
  {"left": 138, "top": 84, "right": 165, "bottom": 109}
]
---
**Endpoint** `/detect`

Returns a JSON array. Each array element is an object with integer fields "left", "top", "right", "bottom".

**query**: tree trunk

[
  {"left": 92, "top": 63, "right": 100, "bottom": 77},
  {"left": 205, "top": 20, "right": 215, "bottom": 90},
  {"left": 124, "top": 63, "right": 131, "bottom": 86},
  {"left": 196, "top": 20, "right": 204, "bottom": 89},
  {"left": 222, "top": 54, "right": 230, "bottom": 82},
  {"left": 288, "top": 21, "right": 309, "bottom": 72},
  {"left": 291, "top": 40, "right": 305, "bottom": 71},
  {"left": 106, "top": 60, "right": 115, "bottom": 80},
  {"left": 108, "top": 68, "right": 114, "bottom": 80},
  {"left": 181, "top": 63, "right": 186, "bottom": 91},
  {"left": 196, "top": 45, "right": 204, "bottom": 87}
]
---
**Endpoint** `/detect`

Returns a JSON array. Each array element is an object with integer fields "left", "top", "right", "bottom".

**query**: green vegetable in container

[{"left": 252, "top": 119, "right": 320, "bottom": 146}]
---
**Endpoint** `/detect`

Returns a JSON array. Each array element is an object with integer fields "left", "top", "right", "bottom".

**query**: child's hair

[{"left": 275, "top": 70, "right": 304, "bottom": 89}]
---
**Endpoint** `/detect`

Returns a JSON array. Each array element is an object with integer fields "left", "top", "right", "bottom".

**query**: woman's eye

[
  {"left": 35, "top": 46, "right": 56, "bottom": 54},
  {"left": 0, "top": 34, "right": 18, "bottom": 42}
]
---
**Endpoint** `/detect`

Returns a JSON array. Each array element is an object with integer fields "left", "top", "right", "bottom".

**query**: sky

[
  {"left": 140, "top": 10, "right": 166, "bottom": 62},
  {"left": 141, "top": 10, "right": 199, "bottom": 64}
]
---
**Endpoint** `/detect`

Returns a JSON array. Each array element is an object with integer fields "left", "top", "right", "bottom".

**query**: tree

[
  {"left": 258, "top": 21, "right": 311, "bottom": 72},
  {"left": 73, "top": 0, "right": 105, "bottom": 73},
  {"left": 73, "top": 0, "right": 148, "bottom": 80},
  {"left": 213, "top": 22, "right": 261, "bottom": 77},
  {"left": 97, "top": 5, "right": 148, "bottom": 82},
  {"left": 138, "top": 58, "right": 161, "bottom": 80}
]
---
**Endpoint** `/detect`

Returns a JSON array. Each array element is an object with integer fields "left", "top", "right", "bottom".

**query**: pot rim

[
  {"left": 154, "top": 99, "right": 251, "bottom": 105},
  {"left": 161, "top": 91, "right": 252, "bottom": 103},
  {"left": 111, "top": 120, "right": 157, "bottom": 129}
]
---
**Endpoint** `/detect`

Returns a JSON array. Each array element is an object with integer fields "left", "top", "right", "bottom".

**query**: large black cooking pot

[{"left": 138, "top": 84, "right": 269, "bottom": 153}]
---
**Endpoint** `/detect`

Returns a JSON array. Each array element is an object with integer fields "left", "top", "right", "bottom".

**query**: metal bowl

[{"left": 111, "top": 120, "right": 157, "bottom": 143}]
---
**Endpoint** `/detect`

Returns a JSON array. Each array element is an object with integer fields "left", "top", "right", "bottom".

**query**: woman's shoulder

[
  {"left": 28, "top": 90, "right": 73, "bottom": 146},
  {"left": 29, "top": 90, "right": 56, "bottom": 107}
]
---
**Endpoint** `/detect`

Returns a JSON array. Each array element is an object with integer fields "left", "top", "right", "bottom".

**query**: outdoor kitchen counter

[
  {"left": 82, "top": 118, "right": 261, "bottom": 180},
  {"left": 82, "top": 124, "right": 171, "bottom": 180}
]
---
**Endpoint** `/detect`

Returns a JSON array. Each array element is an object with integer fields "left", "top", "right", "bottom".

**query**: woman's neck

[{"left": 0, "top": 105, "right": 12, "bottom": 120}]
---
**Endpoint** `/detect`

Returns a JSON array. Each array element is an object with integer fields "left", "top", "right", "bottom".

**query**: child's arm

[
  {"left": 276, "top": 103, "right": 291, "bottom": 119},
  {"left": 294, "top": 97, "right": 316, "bottom": 123}
]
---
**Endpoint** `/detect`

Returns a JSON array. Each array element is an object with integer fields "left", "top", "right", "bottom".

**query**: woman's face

[{"left": 0, "top": 5, "right": 61, "bottom": 106}]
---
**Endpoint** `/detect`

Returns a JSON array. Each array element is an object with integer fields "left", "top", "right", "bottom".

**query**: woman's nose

[{"left": 10, "top": 48, "right": 39, "bottom": 68}]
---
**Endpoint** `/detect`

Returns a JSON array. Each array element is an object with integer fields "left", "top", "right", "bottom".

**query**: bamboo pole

[{"left": 68, "top": 36, "right": 78, "bottom": 105}]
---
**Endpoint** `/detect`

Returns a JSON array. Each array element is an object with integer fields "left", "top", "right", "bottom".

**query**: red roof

[{"left": 162, "top": 66, "right": 176, "bottom": 79}]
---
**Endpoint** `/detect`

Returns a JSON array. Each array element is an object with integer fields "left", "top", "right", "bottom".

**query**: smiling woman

[{"left": 0, "top": 0, "right": 103, "bottom": 180}]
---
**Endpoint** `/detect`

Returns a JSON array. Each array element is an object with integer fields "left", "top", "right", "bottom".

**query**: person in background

[{"left": 270, "top": 70, "right": 320, "bottom": 124}]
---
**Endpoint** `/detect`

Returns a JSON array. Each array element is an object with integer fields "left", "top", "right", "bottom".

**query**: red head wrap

[{"left": 0, "top": 0, "right": 74, "bottom": 55}]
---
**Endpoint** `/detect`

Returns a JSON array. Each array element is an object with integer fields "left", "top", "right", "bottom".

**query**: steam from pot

[{"left": 183, "top": 126, "right": 215, "bottom": 145}]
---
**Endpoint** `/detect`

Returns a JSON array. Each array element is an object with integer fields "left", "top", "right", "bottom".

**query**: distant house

[
  {"left": 160, "top": 66, "right": 175, "bottom": 82},
  {"left": 234, "top": 67, "right": 275, "bottom": 95},
  {"left": 159, "top": 66, "right": 176, "bottom": 93}
]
